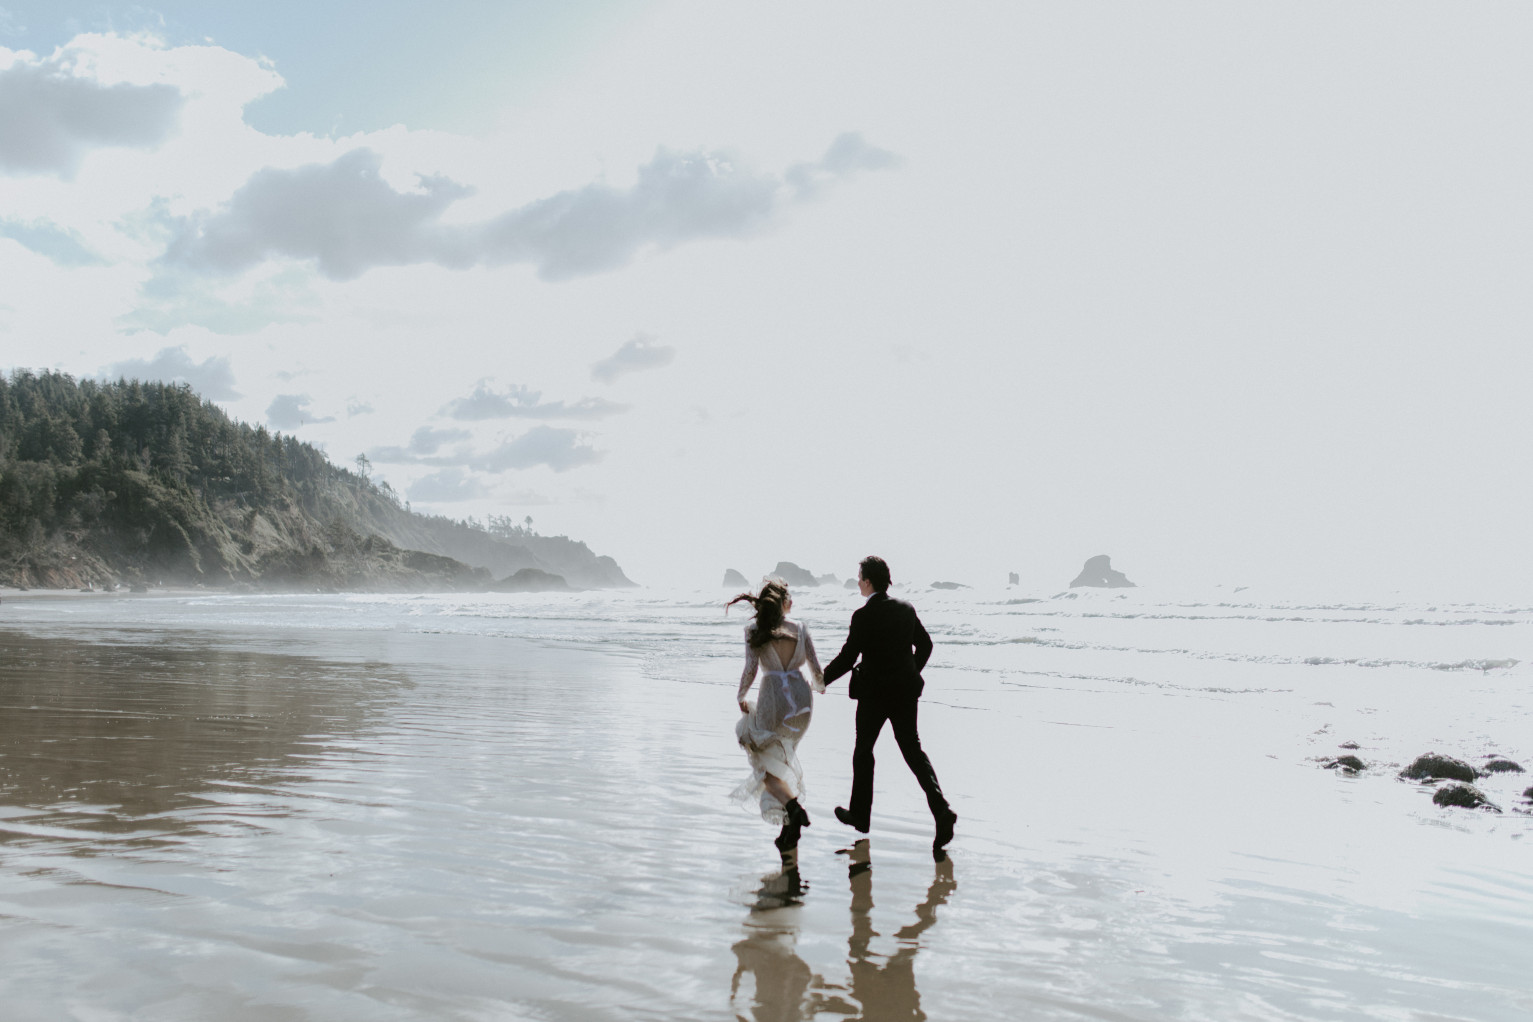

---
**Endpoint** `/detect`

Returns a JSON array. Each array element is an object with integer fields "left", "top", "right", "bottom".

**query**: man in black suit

[{"left": 822, "top": 555, "right": 956, "bottom": 854}]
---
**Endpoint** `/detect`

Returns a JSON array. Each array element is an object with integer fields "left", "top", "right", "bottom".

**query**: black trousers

[{"left": 848, "top": 694, "right": 949, "bottom": 823}]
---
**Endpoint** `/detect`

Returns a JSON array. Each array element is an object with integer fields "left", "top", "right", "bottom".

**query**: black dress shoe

[
  {"left": 933, "top": 808, "right": 957, "bottom": 851},
  {"left": 834, "top": 806, "right": 870, "bottom": 833}
]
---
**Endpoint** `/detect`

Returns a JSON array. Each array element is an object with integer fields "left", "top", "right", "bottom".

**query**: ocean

[{"left": 0, "top": 584, "right": 1529, "bottom": 1020}]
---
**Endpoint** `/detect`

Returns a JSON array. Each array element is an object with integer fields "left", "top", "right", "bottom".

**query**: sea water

[{"left": 0, "top": 585, "right": 1529, "bottom": 1020}]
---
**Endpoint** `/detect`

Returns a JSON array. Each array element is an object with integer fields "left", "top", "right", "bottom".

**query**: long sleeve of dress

[
  {"left": 802, "top": 624, "right": 826, "bottom": 693},
  {"left": 737, "top": 635, "right": 761, "bottom": 702}
]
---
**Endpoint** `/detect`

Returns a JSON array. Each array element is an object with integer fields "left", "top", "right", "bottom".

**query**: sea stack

[
  {"left": 722, "top": 568, "right": 749, "bottom": 587},
  {"left": 1069, "top": 555, "right": 1136, "bottom": 589}
]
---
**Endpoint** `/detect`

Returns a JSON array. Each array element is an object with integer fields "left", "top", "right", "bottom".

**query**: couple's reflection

[{"left": 731, "top": 842, "right": 957, "bottom": 1021}]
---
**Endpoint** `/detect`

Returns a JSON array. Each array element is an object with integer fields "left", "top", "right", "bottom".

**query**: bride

[{"left": 728, "top": 579, "right": 825, "bottom": 853}]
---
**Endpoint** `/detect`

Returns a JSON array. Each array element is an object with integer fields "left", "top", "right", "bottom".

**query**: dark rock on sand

[
  {"left": 1400, "top": 753, "right": 1480, "bottom": 783},
  {"left": 1523, "top": 786, "right": 1533, "bottom": 801},
  {"left": 492, "top": 567, "right": 573, "bottom": 593},
  {"left": 1483, "top": 759, "right": 1524, "bottom": 774},
  {"left": 1339, "top": 742, "right": 1360, "bottom": 750},
  {"left": 771, "top": 562, "right": 820, "bottom": 587},
  {"left": 1070, "top": 555, "right": 1136, "bottom": 589},
  {"left": 722, "top": 568, "right": 749, "bottom": 588},
  {"left": 1324, "top": 755, "right": 1366, "bottom": 773},
  {"left": 930, "top": 581, "right": 968, "bottom": 590},
  {"left": 1432, "top": 783, "right": 1499, "bottom": 811}
]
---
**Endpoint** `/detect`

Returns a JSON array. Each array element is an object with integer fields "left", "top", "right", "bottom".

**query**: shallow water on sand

[{"left": 1, "top": 589, "right": 1530, "bottom": 1020}]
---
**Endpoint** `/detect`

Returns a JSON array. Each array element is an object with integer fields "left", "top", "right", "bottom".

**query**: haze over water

[{"left": 1, "top": 586, "right": 1530, "bottom": 1020}]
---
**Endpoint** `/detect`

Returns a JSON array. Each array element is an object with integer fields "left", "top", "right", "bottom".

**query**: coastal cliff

[{"left": 0, "top": 371, "right": 632, "bottom": 591}]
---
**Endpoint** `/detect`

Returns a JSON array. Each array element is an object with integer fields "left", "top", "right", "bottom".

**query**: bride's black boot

[
  {"left": 784, "top": 798, "right": 811, "bottom": 829},
  {"left": 775, "top": 821, "right": 801, "bottom": 852}
]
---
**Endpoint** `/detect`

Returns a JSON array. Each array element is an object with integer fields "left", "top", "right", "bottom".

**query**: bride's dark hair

[{"left": 726, "top": 578, "right": 789, "bottom": 648}]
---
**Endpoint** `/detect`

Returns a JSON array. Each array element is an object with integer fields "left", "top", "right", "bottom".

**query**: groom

[{"left": 822, "top": 555, "right": 956, "bottom": 854}]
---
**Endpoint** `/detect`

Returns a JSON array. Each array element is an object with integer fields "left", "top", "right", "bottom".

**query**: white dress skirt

[{"left": 730, "top": 618, "right": 826, "bottom": 823}]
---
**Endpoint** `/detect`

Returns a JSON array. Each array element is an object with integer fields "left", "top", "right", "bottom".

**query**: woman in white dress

[{"left": 728, "top": 579, "right": 825, "bottom": 852}]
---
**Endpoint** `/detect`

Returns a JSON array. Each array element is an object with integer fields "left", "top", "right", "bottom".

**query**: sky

[{"left": 2, "top": 1, "right": 1531, "bottom": 597}]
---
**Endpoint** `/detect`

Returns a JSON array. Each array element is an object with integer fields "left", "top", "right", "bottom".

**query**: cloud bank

[
  {"left": 102, "top": 346, "right": 240, "bottom": 400},
  {"left": 371, "top": 424, "right": 601, "bottom": 473},
  {"left": 590, "top": 333, "right": 675, "bottom": 383},
  {"left": 442, "top": 380, "right": 626, "bottom": 421},
  {"left": 158, "top": 133, "right": 899, "bottom": 284},
  {"left": 0, "top": 55, "right": 182, "bottom": 177},
  {"left": 0, "top": 216, "right": 105, "bottom": 266}
]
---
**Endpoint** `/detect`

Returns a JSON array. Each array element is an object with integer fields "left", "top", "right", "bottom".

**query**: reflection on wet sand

[
  {"left": 732, "top": 840, "right": 957, "bottom": 1022},
  {"left": 0, "top": 628, "right": 398, "bottom": 848}
]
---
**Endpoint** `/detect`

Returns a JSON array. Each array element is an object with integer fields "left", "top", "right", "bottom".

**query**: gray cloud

[
  {"left": 478, "top": 426, "right": 601, "bottom": 472},
  {"left": 157, "top": 133, "right": 898, "bottom": 284},
  {"left": 590, "top": 333, "right": 675, "bottom": 384},
  {"left": 0, "top": 58, "right": 181, "bottom": 177},
  {"left": 370, "top": 424, "right": 600, "bottom": 473},
  {"left": 102, "top": 345, "right": 240, "bottom": 400},
  {"left": 406, "top": 468, "right": 491, "bottom": 503},
  {"left": 408, "top": 425, "right": 471, "bottom": 454},
  {"left": 346, "top": 399, "right": 374, "bottom": 417},
  {"left": 442, "top": 380, "right": 627, "bottom": 420},
  {"left": 266, "top": 393, "right": 335, "bottom": 430},
  {"left": 0, "top": 216, "right": 105, "bottom": 266}
]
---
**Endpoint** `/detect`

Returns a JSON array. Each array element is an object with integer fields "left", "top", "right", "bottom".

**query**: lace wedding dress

[{"left": 732, "top": 618, "right": 826, "bottom": 822}]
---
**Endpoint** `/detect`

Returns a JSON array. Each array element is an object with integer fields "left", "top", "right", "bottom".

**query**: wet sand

[{"left": 1, "top": 593, "right": 1531, "bottom": 1020}]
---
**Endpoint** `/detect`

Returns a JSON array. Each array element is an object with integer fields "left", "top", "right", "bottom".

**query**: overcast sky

[{"left": 2, "top": 2, "right": 1530, "bottom": 597}]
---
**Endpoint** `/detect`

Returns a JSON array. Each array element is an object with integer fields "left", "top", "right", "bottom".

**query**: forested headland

[{"left": 0, "top": 370, "right": 633, "bottom": 591}]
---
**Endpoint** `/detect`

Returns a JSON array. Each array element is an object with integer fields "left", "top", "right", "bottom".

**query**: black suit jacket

[{"left": 823, "top": 592, "right": 933, "bottom": 701}]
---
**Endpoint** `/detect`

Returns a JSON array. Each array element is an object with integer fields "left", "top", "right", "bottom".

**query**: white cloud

[
  {"left": 155, "top": 135, "right": 898, "bottom": 284},
  {"left": 0, "top": 51, "right": 181, "bottom": 177},
  {"left": 590, "top": 333, "right": 674, "bottom": 383},
  {"left": 408, "top": 425, "right": 471, "bottom": 454},
  {"left": 101, "top": 345, "right": 239, "bottom": 400},
  {"left": 266, "top": 393, "right": 334, "bottom": 430},
  {"left": 442, "top": 379, "right": 626, "bottom": 420}
]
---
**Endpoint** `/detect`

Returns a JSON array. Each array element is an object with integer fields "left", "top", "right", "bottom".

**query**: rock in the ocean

[
  {"left": 1339, "top": 741, "right": 1360, "bottom": 750},
  {"left": 1069, "top": 555, "right": 1136, "bottom": 589},
  {"left": 844, "top": 578, "right": 859, "bottom": 590},
  {"left": 816, "top": 573, "right": 840, "bottom": 586},
  {"left": 1008, "top": 572, "right": 1020, "bottom": 585},
  {"left": 1523, "top": 786, "right": 1533, "bottom": 801},
  {"left": 1432, "top": 783, "right": 1499, "bottom": 811},
  {"left": 1400, "top": 753, "right": 1480, "bottom": 783},
  {"left": 1324, "top": 755, "right": 1366, "bottom": 773},
  {"left": 930, "top": 581, "right": 968, "bottom": 590},
  {"left": 1483, "top": 759, "right": 1524, "bottom": 774},
  {"left": 492, "top": 567, "right": 573, "bottom": 593},
  {"left": 722, "top": 568, "right": 749, "bottom": 588},
  {"left": 771, "top": 562, "right": 820, "bottom": 587}
]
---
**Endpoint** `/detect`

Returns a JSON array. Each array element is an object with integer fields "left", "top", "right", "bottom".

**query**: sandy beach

[{"left": 0, "top": 587, "right": 1529, "bottom": 1020}]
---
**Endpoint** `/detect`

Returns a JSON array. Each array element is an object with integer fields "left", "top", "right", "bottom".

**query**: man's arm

[
  {"left": 911, "top": 608, "right": 933, "bottom": 672},
  {"left": 821, "top": 610, "right": 863, "bottom": 684}
]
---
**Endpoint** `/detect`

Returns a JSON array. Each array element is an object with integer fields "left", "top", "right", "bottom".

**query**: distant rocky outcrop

[
  {"left": 1432, "top": 783, "right": 1499, "bottom": 811},
  {"left": 1008, "top": 572, "right": 1019, "bottom": 585},
  {"left": 844, "top": 578, "right": 859, "bottom": 590},
  {"left": 930, "top": 581, "right": 968, "bottom": 590},
  {"left": 771, "top": 562, "right": 821, "bottom": 587},
  {"left": 723, "top": 568, "right": 749, "bottom": 588},
  {"left": 492, "top": 568, "right": 573, "bottom": 593},
  {"left": 815, "top": 573, "right": 840, "bottom": 586},
  {"left": 1400, "top": 753, "right": 1480, "bottom": 783},
  {"left": 1069, "top": 555, "right": 1136, "bottom": 589}
]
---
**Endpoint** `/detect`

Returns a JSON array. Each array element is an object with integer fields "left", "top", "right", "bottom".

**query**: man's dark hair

[{"left": 859, "top": 555, "right": 891, "bottom": 593}]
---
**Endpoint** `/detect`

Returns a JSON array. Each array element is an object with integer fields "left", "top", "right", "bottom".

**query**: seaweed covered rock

[
  {"left": 1324, "top": 755, "right": 1366, "bottom": 774},
  {"left": 1399, "top": 753, "right": 1479, "bottom": 783},
  {"left": 1432, "top": 783, "right": 1499, "bottom": 811},
  {"left": 1483, "top": 759, "right": 1524, "bottom": 774}
]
